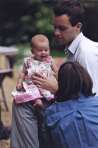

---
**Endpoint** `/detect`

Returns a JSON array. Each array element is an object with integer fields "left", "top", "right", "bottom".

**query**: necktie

[{"left": 65, "top": 49, "right": 71, "bottom": 57}]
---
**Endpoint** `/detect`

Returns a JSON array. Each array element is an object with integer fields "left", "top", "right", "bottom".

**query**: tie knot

[{"left": 65, "top": 49, "right": 70, "bottom": 56}]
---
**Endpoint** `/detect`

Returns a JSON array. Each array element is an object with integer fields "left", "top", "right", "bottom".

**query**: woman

[{"left": 45, "top": 61, "right": 98, "bottom": 148}]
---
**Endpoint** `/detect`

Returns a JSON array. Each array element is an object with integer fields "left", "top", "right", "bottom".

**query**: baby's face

[{"left": 32, "top": 42, "right": 50, "bottom": 61}]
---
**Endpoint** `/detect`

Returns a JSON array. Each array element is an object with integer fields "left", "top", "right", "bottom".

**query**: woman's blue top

[{"left": 45, "top": 95, "right": 98, "bottom": 148}]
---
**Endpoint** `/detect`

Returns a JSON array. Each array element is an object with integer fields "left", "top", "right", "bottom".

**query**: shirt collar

[{"left": 65, "top": 32, "right": 83, "bottom": 55}]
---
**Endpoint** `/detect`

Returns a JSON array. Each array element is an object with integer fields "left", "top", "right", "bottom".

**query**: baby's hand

[{"left": 33, "top": 99, "right": 44, "bottom": 108}]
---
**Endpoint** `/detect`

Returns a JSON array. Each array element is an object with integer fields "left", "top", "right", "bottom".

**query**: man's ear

[{"left": 76, "top": 22, "right": 82, "bottom": 30}]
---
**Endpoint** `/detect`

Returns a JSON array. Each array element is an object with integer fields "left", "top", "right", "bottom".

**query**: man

[{"left": 33, "top": 0, "right": 98, "bottom": 96}]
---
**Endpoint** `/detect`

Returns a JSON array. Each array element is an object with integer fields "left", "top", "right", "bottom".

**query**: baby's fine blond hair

[{"left": 31, "top": 34, "right": 49, "bottom": 47}]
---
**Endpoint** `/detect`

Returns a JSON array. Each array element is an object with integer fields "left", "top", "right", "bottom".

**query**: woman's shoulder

[{"left": 45, "top": 100, "right": 74, "bottom": 114}]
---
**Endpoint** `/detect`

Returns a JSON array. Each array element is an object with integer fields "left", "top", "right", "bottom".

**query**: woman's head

[
  {"left": 31, "top": 34, "right": 50, "bottom": 61},
  {"left": 56, "top": 61, "right": 95, "bottom": 101}
]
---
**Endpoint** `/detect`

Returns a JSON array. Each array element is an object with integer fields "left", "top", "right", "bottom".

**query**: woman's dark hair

[
  {"left": 53, "top": 0, "right": 85, "bottom": 26},
  {"left": 56, "top": 61, "right": 95, "bottom": 102}
]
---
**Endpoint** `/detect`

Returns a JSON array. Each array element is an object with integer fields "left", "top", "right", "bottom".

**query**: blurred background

[{"left": 0, "top": 0, "right": 98, "bottom": 59}]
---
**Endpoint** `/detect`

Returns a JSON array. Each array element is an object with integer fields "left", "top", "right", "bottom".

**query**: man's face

[{"left": 53, "top": 14, "right": 80, "bottom": 47}]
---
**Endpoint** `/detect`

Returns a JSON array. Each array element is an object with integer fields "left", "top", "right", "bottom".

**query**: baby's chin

[
  {"left": 35, "top": 56, "right": 49, "bottom": 62},
  {"left": 40, "top": 56, "right": 48, "bottom": 61}
]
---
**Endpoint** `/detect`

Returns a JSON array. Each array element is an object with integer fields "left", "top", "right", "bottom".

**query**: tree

[{"left": 0, "top": 0, "right": 54, "bottom": 45}]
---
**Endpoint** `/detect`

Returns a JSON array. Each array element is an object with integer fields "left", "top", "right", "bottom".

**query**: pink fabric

[
  {"left": 12, "top": 56, "right": 54, "bottom": 104},
  {"left": 12, "top": 84, "right": 43, "bottom": 103}
]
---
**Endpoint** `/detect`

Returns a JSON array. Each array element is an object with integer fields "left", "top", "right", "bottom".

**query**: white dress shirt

[{"left": 66, "top": 32, "right": 98, "bottom": 95}]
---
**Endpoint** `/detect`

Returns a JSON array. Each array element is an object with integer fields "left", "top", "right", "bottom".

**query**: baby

[{"left": 12, "top": 34, "right": 58, "bottom": 107}]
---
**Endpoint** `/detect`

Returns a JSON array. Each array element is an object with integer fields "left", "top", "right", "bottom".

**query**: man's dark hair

[
  {"left": 56, "top": 61, "right": 95, "bottom": 102},
  {"left": 53, "top": 0, "right": 85, "bottom": 26}
]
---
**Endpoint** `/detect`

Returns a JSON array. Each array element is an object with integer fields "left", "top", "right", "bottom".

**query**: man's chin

[{"left": 55, "top": 41, "right": 65, "bottom": 50}]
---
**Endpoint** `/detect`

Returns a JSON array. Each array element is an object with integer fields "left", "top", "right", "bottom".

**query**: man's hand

[{"left": 32, "top": 73, "right": 58, "bottom": 94}]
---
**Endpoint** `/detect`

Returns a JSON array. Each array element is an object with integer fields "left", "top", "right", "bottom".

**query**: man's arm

[{"left": 32, "top": 73, "right": 58, "bottom": 94}]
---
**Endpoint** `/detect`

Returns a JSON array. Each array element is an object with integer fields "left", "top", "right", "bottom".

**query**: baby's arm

[
  {"left": 16, "top": 71, "right": 25, "bottom": 91},
  {"left": 16, "top": 60, "right": 28, "bottom": 91}
]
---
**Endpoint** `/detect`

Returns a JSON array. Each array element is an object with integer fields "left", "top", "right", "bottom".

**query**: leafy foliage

[{"left": 0, "top": 0, "right": 53, "bottom": 46}]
